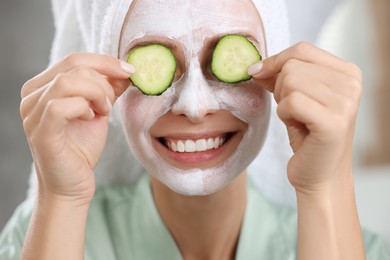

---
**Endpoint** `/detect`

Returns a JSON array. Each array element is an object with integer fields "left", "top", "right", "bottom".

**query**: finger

[
  {"left": 249, "top": 42, "right": 361, "bottom": 82},
  {"left": 39, "top": 97, "right": 96, "bottom": 136},
  {"left": 21, "top": 67, "right": 116, "bottom": 119},
  {"left": 23, "top": 97, "right": 94, "bottom": 137},
  {"left": 276, "top": 74, "right": 353, "bottom": 117},
  {"left": 21, "top": 67, "right": 129, "bottom": 119},
  {"left": 21, "top": 53, "right": 135, "bottom": 98},
  {"left": 20, "top": 85, "right": 48, "bottom": 119},
  {"left": 274, "top": 72, "right": 334, "bottom": 106},
  {"left": 251, "top": 76, "right": 278, "bottom": 93},
  {"left": 107, "top": 78, "right": 131, "bottom": 101},
  {"left": 25, "top": 74, "right": 112, "bottom": 129},
  {"left": 277, "top": 92, "right": 330, "bottom": 133},
  {"left": 273, "top": 60, "right": 359, "bottom": 106},
  {"left": 279, "top": 60, "right": 362, "bottom": 101}
]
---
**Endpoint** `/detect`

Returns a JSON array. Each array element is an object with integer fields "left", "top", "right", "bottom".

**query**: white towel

[{"left": 28, "top": 0, "right": 295, "bottom": 207}]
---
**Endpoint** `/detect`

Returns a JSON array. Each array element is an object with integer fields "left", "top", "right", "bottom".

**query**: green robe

[{"left": 1, "top": 174, "right": 389, "bottom": 259}]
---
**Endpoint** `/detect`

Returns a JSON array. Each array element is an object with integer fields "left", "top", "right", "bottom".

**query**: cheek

[
  {"left": 119, "top": 89, "right": 171, "bottom": 134},
  {"left": 120, "top": 90, "right": 148, "bottom": 132},
  {"left": 215, "top": 82, "right": 271, "bottom": 121}
]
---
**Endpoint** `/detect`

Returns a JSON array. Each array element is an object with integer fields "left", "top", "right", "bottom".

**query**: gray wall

[
  {"left": 0, "top": 1, "right": 338, "bottom": 230},
  {"left": 0, "top": 0, "right": 53, "bottom": 229}
]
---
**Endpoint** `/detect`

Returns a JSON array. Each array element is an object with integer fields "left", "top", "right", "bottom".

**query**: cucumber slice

[
  {"left": 126, "top": 44, "right": 177, "bottom": 96},
  {"left": 211, "top": 34, "right": 262, "bottom": 83}
]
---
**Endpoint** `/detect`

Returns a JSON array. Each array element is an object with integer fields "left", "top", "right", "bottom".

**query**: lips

[
  {"left": 161, "top": 133, "right": 231, "bottom": 153},
  {"left": 154, "top": 132, "right": 237, "bottom": 167}
]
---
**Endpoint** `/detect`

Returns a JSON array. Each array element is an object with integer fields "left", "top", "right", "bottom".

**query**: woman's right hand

[{"left": 20, "top": 53, "right": 134, "bottom": 204}]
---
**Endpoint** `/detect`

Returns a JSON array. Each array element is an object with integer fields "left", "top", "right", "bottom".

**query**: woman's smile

[{"left": 150, "top": 110, "right": 247, "bottom": 170}]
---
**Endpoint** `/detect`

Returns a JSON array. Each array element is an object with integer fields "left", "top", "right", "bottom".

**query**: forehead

[{"left": 122, "top": 0, "right": 263, "bottom": 41}]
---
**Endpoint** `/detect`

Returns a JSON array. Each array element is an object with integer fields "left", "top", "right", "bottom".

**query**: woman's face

[{"left": 118, "top": 0, "right": 271, "bottom": 196}]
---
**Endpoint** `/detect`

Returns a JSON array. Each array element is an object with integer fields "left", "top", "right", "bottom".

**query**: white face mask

[{"left": 118, "top": 0, "right": 271, "bottom": 196}]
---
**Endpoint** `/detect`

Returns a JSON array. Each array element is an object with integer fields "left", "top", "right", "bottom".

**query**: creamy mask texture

[{"left": 118, "top": 0, "right": 271, "bottom": 195}]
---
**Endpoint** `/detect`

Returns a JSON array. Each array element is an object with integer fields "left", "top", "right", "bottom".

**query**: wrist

[
  {"left": 293, "top": 165, "right": 355, "bottom": 197},
  {"left": 37, "top": 187, "right": 94, "bottom": 211},
  {"left": 295, "top": 172, "right": 364, "bottom": 260},
  {"left": 23, "top": 187, "right": 91, "bottom": 260},
  {"left": 36, "top": 175, "right": 95, "bottom": 208}
]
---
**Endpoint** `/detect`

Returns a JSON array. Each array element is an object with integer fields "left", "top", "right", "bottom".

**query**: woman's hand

[
  {"left": 20, "top": 53, "right": 133, "bottom": 204},
  {"left": 250, "top": 42, "right": 362, "bottom": 195},
  {"left": 250, "top": 42, "right": 365, "bottom": 260}
]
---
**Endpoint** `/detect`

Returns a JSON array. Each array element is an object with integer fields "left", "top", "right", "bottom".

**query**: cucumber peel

[
  {"left": 126, "top": 44, "right": 176, "bottom": 96},
  {"left": 211, "top": 34, "right": 262, "bottom": 83}
]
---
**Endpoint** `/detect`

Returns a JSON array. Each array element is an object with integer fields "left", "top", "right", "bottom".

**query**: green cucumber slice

[
  {"left": 126, "top": 44, "right": 176, "bottom": 96},
  {"left": 211, "top": 34, "right": 262, "bottom": 83}
]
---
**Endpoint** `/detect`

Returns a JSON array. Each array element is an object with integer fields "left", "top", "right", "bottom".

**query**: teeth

[
  {"left": 171, "top": 142, "right": 178, "bottom": 152},
  {"left": 167, "top": 136, "right": 227, "bottom": 153},
  {"left": 207, "top": 138, "right": 214, "bottom": 150},
  {"left": 185, "top": 140, "right": 196, "bottom": 153},
  {"left": 177, "top": 141, "right": 185, "bottom": 152},
  {"left": 195, "top": 139, "right": 207, "bottom": 152},
  {"left": 213, "top": 137, "right": 220, "bottom": 149}
]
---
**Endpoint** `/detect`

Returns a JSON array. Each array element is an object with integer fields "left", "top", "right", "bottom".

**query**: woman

[{"left": 0, "top": 0, "right": 388, "bottom": 259}]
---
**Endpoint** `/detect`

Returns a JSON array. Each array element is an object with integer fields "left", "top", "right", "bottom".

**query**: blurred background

[
  {"left": 0, "top": 0, "right": 53, "bottom": 229},
  {"left": 0, "top": 0, "right": 389, "bottom": 249}
]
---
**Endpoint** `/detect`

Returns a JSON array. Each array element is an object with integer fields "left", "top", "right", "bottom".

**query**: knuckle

[
  {"left": 22, "top": 117, "right": 37, "bottom": 139},
  {"left": 279, "top": 73, "right": 299, "bottom": 99},
  {"left": 72, "top": 65, "right": 95, "bottom": 78},
  {"left": 20, "top": 98, "right": 30, "bottom": 119},
  {"left": 340, "top": 98, "right": 358, "bottom": 119},
  {"left": 97, "top": 86, "right": 107, "bottom": 100},
  {"left": 348, "top": 78, "right": 362, "bottom": 101},
  {"left": 22, "top": 117, "right": 31, "bottom": 134},
  {"left": 63, "top": 53, "right": 82, "bottom": 67},
  {"left": 21, "top": 79, "right": 34, "bottom": 98},
  {"left": 283, "top": 59, "right": 300, "bottom": 72},
  {"left": 286, "top": 92, "right": 302, "bottom": 109},
  {"left": 293, "top": 41, "right": 313, "bottom": 57},
  {"left": 45, "top": 99, "right": 62, "bottom": 117},
  {"left": 346, "top": 62, "right": 363, "bottom": 80},
  {"left": 53, "top": 72, "right": 68, "bottom": 86},
  {"left": 283, "top": 72, "right": 300, "bottom": 90}
]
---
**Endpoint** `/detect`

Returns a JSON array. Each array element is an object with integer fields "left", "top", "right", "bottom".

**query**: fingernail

[
  {"left": 106, "top": 96, "right": 112, "bottom": 111},
  {"left": 89, "top": 108, "right": 95, "bottom": 119},
  {"left": 120, "top": 61, "right": 136, "bottom": 74},
  {"left": 248, "top": 62, "right": 263, "bottom": 76}
]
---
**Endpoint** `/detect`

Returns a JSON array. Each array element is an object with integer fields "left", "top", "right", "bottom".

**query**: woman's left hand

[{"left": 250, "top": 42, "right": 362, "bottom": 195}]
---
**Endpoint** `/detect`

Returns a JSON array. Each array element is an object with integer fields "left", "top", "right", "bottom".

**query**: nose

[{"left": 171, "top": 59, "right": 220, "bottom": 123}]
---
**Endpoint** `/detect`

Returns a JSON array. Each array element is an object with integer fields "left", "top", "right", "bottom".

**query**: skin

[
  {"left": 117, "top": 0, "right": 270, "bottom": 196},
  {"left": 19, "top": 0, "right": 365, "bottom": 259}
]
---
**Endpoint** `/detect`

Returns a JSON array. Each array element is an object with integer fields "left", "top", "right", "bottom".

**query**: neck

[{"left": 150, "top": 172, "right": 247, "bottom": 260}]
